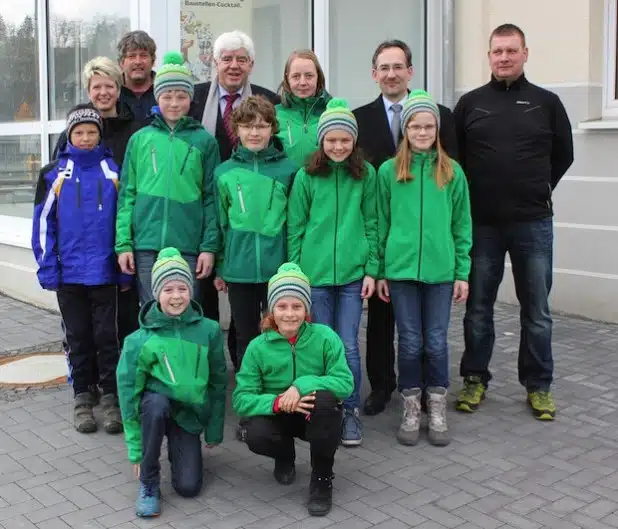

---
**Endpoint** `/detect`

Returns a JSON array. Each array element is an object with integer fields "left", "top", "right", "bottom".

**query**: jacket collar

[
  {"left": 151, "top": 112, "right": 202, "bottom": 132},
  {"left": 490, "top": 73, "right": 528, "bottom": 91},
  {"left": 59, "top": 142, "right": 110, "bottom": 165},
  {"left": 231, "top": 136, "right": 286, "bottom": 162},
  {"left": 139, "top": 299, "right": 203, "bottom": 329}
]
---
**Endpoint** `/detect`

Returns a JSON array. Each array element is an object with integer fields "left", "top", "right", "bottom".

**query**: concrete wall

[{"left": 454, "top": 0, "right": 618, "bottom": 322}]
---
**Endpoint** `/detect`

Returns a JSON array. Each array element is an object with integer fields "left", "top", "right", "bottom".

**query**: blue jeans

[
  {"left": 139, "top": 391, "right": 203, "bottom": 497},
  {"left": 460, "top": 219, "right": 554, "bottom": 391},
  {"left": 311, "top": 280, "right": 363, "bottom": 409},
  {"left": 134, "top": 251, "right": 199, "bottom": 306},
  {"left": 390, "top": 280, "right": 453, "bottom": 390}
]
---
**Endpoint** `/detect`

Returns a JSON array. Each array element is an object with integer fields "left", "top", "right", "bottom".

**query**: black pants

[
  {"left": 57, "top": 284, "right": 119, "bottom": 396},
  {"left": 199, "top": 272, "right": 237, "bottom": 365},
  {"left": 366, "top": 295, "right": 397, "bottom": 396},
  {"left": 118, "top": 284, "right": 140, "bottom": 347},
  {"left": 245, "top": 391, "right": 342, "bottom": 477},
  {"left": 227, "top": 282, "right": 268, "bottom": 370}
]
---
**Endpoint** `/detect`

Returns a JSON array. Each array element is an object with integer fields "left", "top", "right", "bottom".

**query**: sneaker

[
  {"left": 456, "top": 376, "right": 486, "bottom": 412},
  {"left": 341, "top": 408, "right": 362, "bottom": 447},
  {"left": 397, "top": 388, "right": 422, "bottom": 446},
  {"left": 426, "top": 387, "right": 450, "bottom": 446},
  {"left": 136, "top": 482, "right": 160, "bottom": 517},
  {"left": 527, "top": 391, "right": 556, "bottom": 420},
  {"left": 100, "top": 394, "right": 123, "bottom": 434},
  {"left": 307, "top": 474, "right": 333, "bottom": 516},
  {"left": 235, "top": 420, "right": 247, "bottom": 443},
  {"left": 74, "top": 392, "right": 97, "bottom": 433},
  {"left": 273, "top": 458, "right": 296, "bottom": 485}
]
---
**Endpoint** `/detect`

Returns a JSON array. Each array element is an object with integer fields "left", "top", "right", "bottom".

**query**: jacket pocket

[{"left": 236, "top": 183, "right": 247, "bottom": 213}]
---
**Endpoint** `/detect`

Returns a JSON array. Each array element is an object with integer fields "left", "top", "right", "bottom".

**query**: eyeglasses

[
  {"left": 407, "top": 124, "right": 436, "bottom": 133},
  {"left": 220, "top": 55, "right": 250, "bottom": 65},
  {"left": 238, "top": 123, "right": 272, "bottom": 132},
  {"left": 375, "top": 63, "right": 408, "bottom": 73}
]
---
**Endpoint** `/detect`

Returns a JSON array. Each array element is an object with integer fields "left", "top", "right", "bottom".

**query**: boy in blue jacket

[{"left": 32, "top": 104, "right": 130, "bottom": 435}]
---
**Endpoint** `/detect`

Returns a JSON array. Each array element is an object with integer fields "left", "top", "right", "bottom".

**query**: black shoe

[
  {"left": 308, "top": 474, "right": 333, "bottom": 516},
  {"left": 363, "top": 391, "right": 391, "bottom": 416},
  {"left": 273, "top": 459, "right": 296, "bottom": 485},
  {"left": 235, "top": 422, "right": 247, "bottom": 443}
]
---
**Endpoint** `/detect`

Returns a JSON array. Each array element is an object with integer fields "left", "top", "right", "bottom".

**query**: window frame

[{"left": 604, "top": 0, "right": 618, "bottom": 116}]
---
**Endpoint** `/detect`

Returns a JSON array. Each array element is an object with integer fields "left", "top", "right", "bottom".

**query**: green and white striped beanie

[
  {"left": 154, "top": 51, "right": 194, "bottom": 101},
  {"left": 267, "top": 263, "right": 312, "bottom": 313},
  {"left": 151, "top": 247, "right": 194, "bottom": 300},
  {"left": 401, "top": 89, "right": 441, "bottom": 130},
  {"left": 317, "top": 98, "right": 359, "bottom": 144}
]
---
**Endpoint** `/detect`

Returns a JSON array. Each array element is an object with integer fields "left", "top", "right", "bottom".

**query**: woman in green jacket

[
  {"left": 233, "top": 263, "right": 353, "bottom": 518},
  {"left": 376, "top": 90, "right": 472, "bottom": 448},
  {"left": 287, "top": 98, "right": 378, "bottom": 448},
  {"left": 275, "top": 50, "right": 331, "bottom": 166}
]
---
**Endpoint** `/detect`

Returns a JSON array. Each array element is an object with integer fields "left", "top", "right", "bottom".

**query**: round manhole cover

[{"left": 0, "top": 353, "right": 67, "bottom": 387}]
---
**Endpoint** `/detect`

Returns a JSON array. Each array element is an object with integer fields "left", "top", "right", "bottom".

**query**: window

[
  {"left": 605, "top": 0, "right": 618, "bottom": 114},
  {"left": 47, "top": 0, "right": 131, "bottom": 119},
  {"left": 180, "top": 0, "right": 312, "bottom": 92},
  {"left": 328, "top": 0, "right": 426, "bottom": 109},
  {"left": 0, "top": 3, "right": 40, "bottom": 122},
  {"left": 0, "top": 135, "right": 40, "bottom": 212}
]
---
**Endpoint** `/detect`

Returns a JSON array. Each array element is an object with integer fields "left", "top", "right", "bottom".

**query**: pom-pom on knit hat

[
  {"left": 316, "top": 97, "right": 359, "bottom": 144},
  {"left": 153, "top": 51, "right": 194, "bottom": 101},
  {"left": 66, "top": 104, "right": 103, "bottom": 143},
  {"left": 151, "top": 247, "right": 194, "bottom": 301},
  {"left": 401, "top": 89, "right": 441, "bottom": 131},
  {"left": 267, "top": 263, "right": 312, "bottom": 313}
]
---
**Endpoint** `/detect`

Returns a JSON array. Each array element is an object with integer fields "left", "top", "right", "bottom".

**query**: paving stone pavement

[{"left": 1, "top": 294, "right": 618, "bottom": 528}]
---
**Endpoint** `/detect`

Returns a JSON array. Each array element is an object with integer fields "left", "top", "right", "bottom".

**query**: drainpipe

[{"left": 442, "top": 0, "right": 456, "bottom": 109}]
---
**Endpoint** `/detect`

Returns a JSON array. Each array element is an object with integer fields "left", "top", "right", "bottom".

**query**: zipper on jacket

[
  {"left": 287, "top": 121, "right": 293, "bottom": 144},
  {"left": 163, "top": 353, "right": 176, "bottom": 383},
  {"left": 237, "top": 183, "right": 247, "bottom": 212},
  {"left": 291, "top": 343, "right": 297, "bottom": 380},
  {"left": 161, "top": 139, "right": 173, "bottom": 247},
  {"left": 151, "top": 147, "right": 158, "bottom": 174},
  {"left": 267, "top": 179, "right": 276, "bottom": 210},
  {"left": 97, "top": 180, "right": 103, "bottom": 211},
  {"left": 333, "top": 167, "right": 339, "bottom": 283},
  {"left": 76, "top": 176, "right": 81, "bottom": 208},
  {"left": 546, "top": 182, "right": 552, "bottom": 209},
  {"left": 179, "top": 147, "right": 192, "bottom": 175},
  {"left": 417, "top": 160, "right": 425, "bottom": 279}
]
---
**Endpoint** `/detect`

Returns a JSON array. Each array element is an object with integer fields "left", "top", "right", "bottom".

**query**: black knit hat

[{"left": 66, "top": 103, "right": 103, "bottom": 142}]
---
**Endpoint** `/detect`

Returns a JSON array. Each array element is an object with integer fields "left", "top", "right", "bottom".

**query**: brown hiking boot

[
  {"left": 101, "top": 394, "right": 123, "bottom": 434},
  {"left": 74, "top": 392, "right": 97, "bottom": 433}
]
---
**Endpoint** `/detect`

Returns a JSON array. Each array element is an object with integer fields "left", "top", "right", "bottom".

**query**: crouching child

[
  {"left": 233, "top": 263, "right": 353, "bottom": 517},
  {"left": 116, "top": 248, "right": 227, "bottom": 518}
]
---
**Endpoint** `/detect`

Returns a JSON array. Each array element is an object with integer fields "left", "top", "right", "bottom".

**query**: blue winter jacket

[{"left": 31, "top": 143, "right": 130, "bottom": 290}]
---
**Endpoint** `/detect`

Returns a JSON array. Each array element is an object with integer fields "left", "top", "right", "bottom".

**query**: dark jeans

[
  {"left": 118, "top": 284, "right": 140, "bottom": 346},
  {"left": 365, "top": 295, "right": 397, "bottom": 396},
  {"left": 134, "top": 251, "right": 198, "bottom": 306},
  {"left": 227, "top": 282, "right": 268, "bottom": 370},
  {"left": 460, "top": 219, "right": 554, "bottom": 391},
  {"left": 140, "top": 391, "right": 203, "bottom": 497},
  {"left": 390, "top": 281, "right": 453, "bottom": 390},
  {"left": 199, "top": 273, "right": 237, "bottom": 366},
  {"left": 311, "top": 280, "right": 363, "bottom": 409},
  {"left": 57, "top": 284, "right": 119, "bottom": 396},
  {"left": 245, "top": 391, "right": 342, "bottom": 477}
]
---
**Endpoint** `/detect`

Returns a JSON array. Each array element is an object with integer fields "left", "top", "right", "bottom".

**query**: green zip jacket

[
  {"left": 377, "top": 152, "right": 472, "bottom": 283},
  {"left": 287, "top": 161, "right": 379, "bottom": 286},
  {"left": 115, "top": 113, "right": 221, "bottom": 256},
  {"left": 275, "top": 91, "right": 331, "bottom": 166},
  {"left": 215, "top": 139, "right": 298, "bottom": 283},
  {"left": 116, "top": 300, "right": 227, "bottom": 463},
  {"left": 232, "top": 322, "right": 353, "bottom": 417}
]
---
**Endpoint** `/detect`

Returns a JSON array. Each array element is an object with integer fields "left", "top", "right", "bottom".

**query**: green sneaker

[
  {"left": 456, "top": 376, "right": 486, "bottom": 412},
  {"left": 527, "top": 391, "right": 556, "bottom": 420}
]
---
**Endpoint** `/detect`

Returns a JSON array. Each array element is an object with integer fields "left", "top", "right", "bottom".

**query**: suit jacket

[
  {"left": 190, "top": 82, "right": 280, "bottom": 162},
  {"left": 354, "top": 95, "right": 459, "bottom": 172}
]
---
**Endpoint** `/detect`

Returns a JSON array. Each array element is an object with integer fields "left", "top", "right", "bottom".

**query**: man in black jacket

[
  {"left": 354, "top": 39, "right": 459, "bottom": 416},
  {"left": 189, "top": 30, "right": 279, "bottom": 371},
  {"left": 454, "top": 24, "right": 573, "bottom": 421}
]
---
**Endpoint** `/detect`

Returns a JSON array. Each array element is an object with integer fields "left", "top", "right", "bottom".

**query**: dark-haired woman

[{"left": 287, "top": 98, "right": 378, "bottom": 448}]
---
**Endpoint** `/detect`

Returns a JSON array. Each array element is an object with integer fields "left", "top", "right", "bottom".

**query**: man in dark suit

[
  {"left": 189, "top": 30, "right": 279, "bottom": 371},
  {"left": 354, "top": 39, "right": 459, "bottom": 416}
]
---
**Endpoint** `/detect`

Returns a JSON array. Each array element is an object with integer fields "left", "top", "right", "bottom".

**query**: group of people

[{"left": 30, "top": 21, "right": 574, "bottom": 519}]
